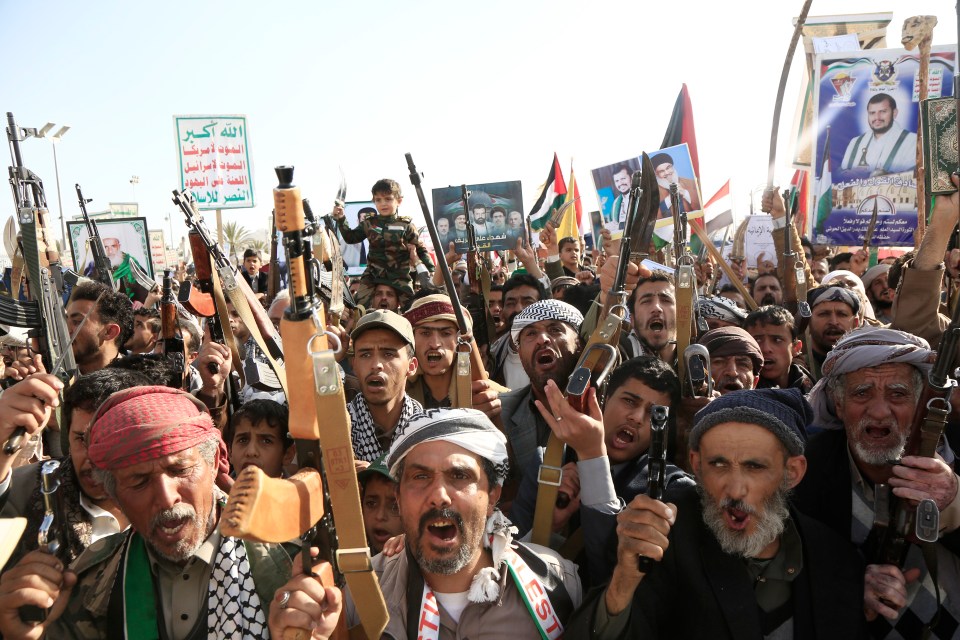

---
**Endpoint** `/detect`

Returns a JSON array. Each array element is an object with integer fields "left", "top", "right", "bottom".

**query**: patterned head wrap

[
  {"left": 819, "top": 271, "right": 875, "bottom": 320},
  {"left": 87, "top": 386, "right": 230, "bottom": 486},
  {"left": 387, "top": 408, "right": 509, "bottom": 486},
  {"left": 808, "top": 286, "right": 861, "bottom": 316},
  {"left": 697, "top": 295, "right": 747, "bottom": 325},
  {"left": 510, "top": 299, "right": 583, "bottom": 345},
  {"left": 697, "top": 326, "right": 764, "bottom": 374},
  {"left": 403, "top": 293, "right": 470, "bottom": 331},
  {"left": 807, "top": 326, "right": 934, "bottom": 429}
]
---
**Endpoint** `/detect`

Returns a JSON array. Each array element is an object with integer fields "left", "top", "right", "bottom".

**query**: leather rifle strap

[
  {"left": 530, "top": 316, "right": 620, "bottom": 546},
  {"left": 310, "top": 346, "right": 388, "bottom": 639},
  {"left": 218, "top": 260, "right": 288, "bottom": 395},
  {"left": 675, "top": 262, "right": 696, "bottom": 385},
  {"left": 451, "top": 345, "right": 473, "bottom": 408},
  {"left": 210, "top": 255, "right": 246, "bottom": 387}
]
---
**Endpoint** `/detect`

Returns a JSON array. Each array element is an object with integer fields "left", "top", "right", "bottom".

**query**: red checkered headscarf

[{"left": 87, "top": 386, "right": 230, "bottom": 487}]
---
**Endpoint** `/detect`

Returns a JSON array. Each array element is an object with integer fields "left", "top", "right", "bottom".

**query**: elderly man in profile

[
  {"left": 566, "top": 388, "right": 865, "bottom": 638},
  {"left": 0, "top": 386, "right": 290, "bottom": 639},
  {"left": 270, "top": 408, "right": 582, "bottom": 638},
  {"left": 797, "top": 326, "right": 960, "bottom": 639}
]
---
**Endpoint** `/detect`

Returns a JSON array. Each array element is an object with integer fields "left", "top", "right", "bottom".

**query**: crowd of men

[{"left": 0, "top": 175, "right": 958, "bottom": 639}]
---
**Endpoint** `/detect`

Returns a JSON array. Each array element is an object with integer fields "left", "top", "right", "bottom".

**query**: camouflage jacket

[
  {"left": 337, "top": 214, "right": 434, "bottom": 285},
  {"left": 47, "top": 528, "right": 292, "bottom": 639}
]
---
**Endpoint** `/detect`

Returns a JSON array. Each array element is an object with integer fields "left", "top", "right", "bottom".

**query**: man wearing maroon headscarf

[{"left": 0, "top": 386, "right": 293, "bottom": 640}]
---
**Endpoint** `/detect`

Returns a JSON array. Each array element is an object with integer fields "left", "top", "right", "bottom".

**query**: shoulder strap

[
  {"left": 845, "top": 134, "right": 865, "bottom": 170},
  {"left": 512, "top": 542, "right": 574, "bottom": 624},
  {"left": 883, "top": 129, "right": 911, "bottom": 173}
]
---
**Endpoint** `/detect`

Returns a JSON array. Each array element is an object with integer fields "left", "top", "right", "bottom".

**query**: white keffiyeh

[{"left": 808, "top": 326, "right": 934, "bottom": 429}]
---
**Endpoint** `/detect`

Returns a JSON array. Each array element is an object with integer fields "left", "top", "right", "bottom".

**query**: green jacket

[{"left": 337, "top": 214, "right": 434, "bottom": 287}]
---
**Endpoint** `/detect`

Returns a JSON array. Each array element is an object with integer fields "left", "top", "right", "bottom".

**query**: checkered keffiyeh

[
  {"left": 87, "top": 386, "right": 230, "bottom": 486},
  {"left": 207, "top": 534, "right": 267, "bottom": 638},
  {"left": 510, "top": 299, "right": 583, "bottom": 345},
  {"left": 350, "top": 393, "right": 423, "bottom": 463},
  {"left": 807, "top": 326, "right": 934, "bottom": 430},
  {"left": 387, "top": 408, "right": 510, "bottom": 485}
]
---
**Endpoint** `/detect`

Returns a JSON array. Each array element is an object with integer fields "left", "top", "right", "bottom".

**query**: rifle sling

[
  {"left": 451, "top": 347, "right": 473, "bottom": 409},
  {"left": 675, "top": 263, "right": 696, "bottom": 386},
  {"left": 531, "top": 315, "right": 621, "bottom": 546},
  {"left": 210, "top": 257, "right": 246, "bottom": 388},
  {"left": 215, "top": 260, "right": 288, "bottom": 395},
  {"left": 311, "top": 349, "right": 388, "bottom": 639}
]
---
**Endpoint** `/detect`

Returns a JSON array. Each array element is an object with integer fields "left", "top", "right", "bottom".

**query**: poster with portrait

[
  {"left": 68, "top": 217, "right": 154, "bottom": 301},
  {"left": 336, "top": 201, "right": 375, "bottom": 275},
  {"left": 431, "top": 181, "right": 524, "bottom": 253},
  {"left": 68, "top": 217, "right": 154, "bottom": 281},
  {"left": 590, "top": 143, "right": 702, "bottom": 243},
  {"left": 811, "top": 46, "right": 955, "bottom": 247}
]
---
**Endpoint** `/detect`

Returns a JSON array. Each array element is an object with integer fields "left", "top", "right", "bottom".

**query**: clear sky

[{"left": 2, "top": 0, "right": 956, "bottom": 262}]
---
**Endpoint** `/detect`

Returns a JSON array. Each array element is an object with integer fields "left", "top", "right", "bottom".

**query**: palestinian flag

[
  {"left": 813, "top": 127, "right": 832, "bottom": 238},
  {"left": 528, "top": 153, "right": 567, "bottom": 231},
  {"left": 556, "top": 163, "right": 584, "bottom": 241},
  {"left": 789, "top": 169, "right": 810, "bottom": 237},
  {"left": 661, "top": 83, "right": 700, "bottom": 178}
]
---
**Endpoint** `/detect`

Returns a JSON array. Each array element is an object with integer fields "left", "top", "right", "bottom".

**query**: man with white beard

[
  {"left": 566, "top": 388, "right": 866, "bottom": 638},
  {"left": 797, "top": 326, "right": 960, "bottom": 639}
]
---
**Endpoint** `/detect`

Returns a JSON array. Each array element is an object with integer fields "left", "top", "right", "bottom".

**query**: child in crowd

[
  {"left": 226, "top": 399, "right": 294, "bottom": 478},
  {"left": 358, "top": 454, "right": 403, "bottom": 554}
]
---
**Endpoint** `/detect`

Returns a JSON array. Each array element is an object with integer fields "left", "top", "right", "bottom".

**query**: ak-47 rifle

[
  {"left": 74, "top": 184, "right": 115, "bottom": 290},
  {"left": 2, "top": 112, "right": 78, "bottom": 454},
  {"left": 531, "top": 154, "right": 662, "bottom": 546},
  {"left": 180, "top": 231, "right": 242, "bottom": 414},
  {"left": 671, "top": 183, "right": 709, "bottom": 388},
  {"left": 160, "top": 269, "right": 187, "bottom": 389},
  {"left": 222, "top": 166, "right": 387, "bottom": 640},
  {"left": 19, "top": 460, "right": 67, "bottom": 622},
  {"left": 637, "top": 405, "right": 668, "bottom": 572},
  {"left": 869, "top": 301, "right": 960, "bottom": 569},
  {"left": 303, "top": 199, "right": 346, "bottom": 326},
  {"left": 173, "top": 190, "right": 287, "bottom": 395},
  {"left": 406, "top": 155, "right": 502, "bottom": 406}
]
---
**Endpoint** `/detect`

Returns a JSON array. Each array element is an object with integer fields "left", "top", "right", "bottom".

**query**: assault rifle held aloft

[
  {"left": 3, "top": 112, "right": 78, "bottom": 454},
  {"left": 405, "top": 154, "right": 503, "bottom": 408},
  {"left": 75, "top": 184, "right": 115, "bottom": 290},
  {"left": 222, "top": 166, "right": 387, "bottom": 640},
  {"left": 160, "top": 269, "right": 187, "bottom": 389},
  {"left": 462, "top": 185, "right": 499, "bottom": 350}
]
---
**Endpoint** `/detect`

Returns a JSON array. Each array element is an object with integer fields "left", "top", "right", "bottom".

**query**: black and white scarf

[
  {"left": 349, "top": 393, "right": 423, "bottom": 463},
  {"left": 207, "top": 535, "right": 267, "bottom": 638}
]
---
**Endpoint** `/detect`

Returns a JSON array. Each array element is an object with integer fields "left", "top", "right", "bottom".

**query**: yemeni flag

[
  {"left": 660, "top": 83, "right": 700, "bottom": 178},
  {"left": 529, "top": 153, "right": 567, "bottom": 231},
  {"left": 813, "top": 127, "right": 832, "bottom": 237},
  {"left": 556, "top": 162, "right": 584, "bottom": 241},
  {"left": 702, "top": 181, "right": 734, "bottom": 235}
]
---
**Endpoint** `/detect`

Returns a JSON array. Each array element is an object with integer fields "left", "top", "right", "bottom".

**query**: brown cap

[{"left": 351, "top": 309, "right": 415, "bottom": 347}]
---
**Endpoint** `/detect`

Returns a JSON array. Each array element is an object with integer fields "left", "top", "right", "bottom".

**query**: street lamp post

[{"left": 35, "top": 123, "right": 70, "bottom": 258}]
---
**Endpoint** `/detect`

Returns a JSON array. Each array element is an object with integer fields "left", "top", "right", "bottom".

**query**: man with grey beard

[
  {"left": 0, "top": 386, "right": 290, "bottom": 639},
  {"left": 798, "top": 326, "right": 960, "bottom": 639},
  {"left": 567, "top": 388, "right": 866, "bottom": 638}
]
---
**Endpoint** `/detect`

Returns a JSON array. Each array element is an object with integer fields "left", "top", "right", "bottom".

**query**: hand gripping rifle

[
  {"left": 869, "top": 303, "right": 960, "bottom": 570},
  {"left": 530, "top": 154, "right": 662, "bottom": 546},
  {"left": 75, "top": 184, "right": 115, "bottom": 290},
  {"left": 222, "top": 167, "right": 386, "bottom": 640},
  {"left": 405, "top": 154, "right": 503, "bottom": 407},
  {"left": 3, "top": 112, "right": 78, "bottom": 454},
  {"left": 173, "top": 190, "right": 287, "bottom": 395},
  {"left": 637, "top": 405, "right": 668, "bottom": 572},
  {"left": 20, "top": 460, "right": 66, "bottom": 622}
]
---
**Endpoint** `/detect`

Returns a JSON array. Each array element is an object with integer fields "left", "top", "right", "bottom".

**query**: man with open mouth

[
  {"left": 567, "top": 388, "right": 866, "bottom": 638},
  {"left": 806, "top": 285, "right": 862, "bottom": 379},
  {"left": 745, "top": 305, "right": 814, "bottom": 394},
  {"left": 348, "top": 310, "right": 423, "bottom": 463},
  {"left": 403, "top": 293, "right": 502, "bottom": 422},
  {"left": 271, "top": 408, "right": 582, "bottom": 638},
  {"left": 0, "top": 386, "right": 287, "bottom": 639},
  {"left": 799, "top": 326, "right": 960, "bottom": 638},
  {"left": 697, "top": 326, "right": 764, "bottom": 396}
]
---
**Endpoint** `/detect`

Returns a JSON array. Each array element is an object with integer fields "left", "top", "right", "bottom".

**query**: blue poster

[{"left": 812, "top": 47, "right": 955, "bottom": 247}]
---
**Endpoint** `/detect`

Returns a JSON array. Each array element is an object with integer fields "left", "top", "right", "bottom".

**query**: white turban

[{"left": 808, "top": 326, "right": 934, "bottom": 429}]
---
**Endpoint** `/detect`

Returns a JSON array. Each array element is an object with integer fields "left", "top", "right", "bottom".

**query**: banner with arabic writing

[
  {"left": 174, "top": 115, "right": 255, "bottom": 210},
  {"left": 431, "top": 181, "right": 524, "bottom": 253},
  {"left": 811, "top": 47, "right": 954, "bottom": 247}
]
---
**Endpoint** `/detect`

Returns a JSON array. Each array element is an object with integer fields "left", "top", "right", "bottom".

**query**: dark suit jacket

[
  {"left": 240, "top": 270, "right": 268, "bottom": 293},
  {"left": 567, "top": 485, "right": 865, "bottom": 639}
]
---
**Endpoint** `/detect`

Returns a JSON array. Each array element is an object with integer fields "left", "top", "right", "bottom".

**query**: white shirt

[
  {"left": 78, "top": 491, "right": 125, "bottom": 544},
  {"left": 841, "top": 121, "right": 917, "bottom": 176}
]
